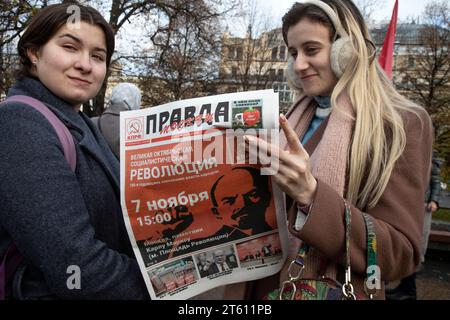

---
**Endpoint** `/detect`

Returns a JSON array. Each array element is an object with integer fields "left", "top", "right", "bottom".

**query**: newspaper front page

[{"left": 120, "top": 90, "right": 288, "bottom": 300}]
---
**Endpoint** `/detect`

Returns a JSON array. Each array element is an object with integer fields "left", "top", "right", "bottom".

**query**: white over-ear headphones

[{"left": 286, "top": 0, "right": 353, "bottom": 85}]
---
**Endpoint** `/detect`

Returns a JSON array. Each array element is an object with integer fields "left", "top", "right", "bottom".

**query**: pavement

[
  {"left": 417, "top": 249, "right": 450, "bottom": 299},
  {"left": 387, "top": 249, "right": 450, "bottom": 300},
  {"left": 385, "top": 189, "right": 450, "bottom": 301},
  {"left": 373, "top": 189, "right": 450, "bottom": 299},
  {"left": 415, "top": 189, "right": 450, "bottom": 299}
]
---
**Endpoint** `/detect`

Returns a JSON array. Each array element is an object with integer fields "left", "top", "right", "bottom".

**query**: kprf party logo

[{"left": 126, "top": 117, "right": 144, "bottom": 140}]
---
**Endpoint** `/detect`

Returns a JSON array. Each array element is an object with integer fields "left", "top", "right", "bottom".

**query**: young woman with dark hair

[{"left": 0, "top": 3, "right": 148, "bottom": 299}]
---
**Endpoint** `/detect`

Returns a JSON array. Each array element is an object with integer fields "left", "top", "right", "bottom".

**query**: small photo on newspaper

[
  {"left": 120, "top": 90, "right": 288, "bottom": 300},
  {"left": 231, "top": 99, "right": 263, "bottom": 130}
]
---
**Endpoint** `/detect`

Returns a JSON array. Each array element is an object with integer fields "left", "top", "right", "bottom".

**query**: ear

[{"left": 26, "top": 47, "right": 39, "bottom": 65}]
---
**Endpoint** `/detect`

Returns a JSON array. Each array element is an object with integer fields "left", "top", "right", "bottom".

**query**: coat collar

[
  {"left": 8, "top": 77, "right": 81, "bottom": 126},
  {"left": 7, "top": 77, "right": 119, "bottom": 191}
]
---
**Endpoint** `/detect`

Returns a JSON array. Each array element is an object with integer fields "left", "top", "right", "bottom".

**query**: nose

[
  {"left": 293, "top": 53, "right": 309, "bottom": 73},
  {"left": 74, "top": 51, "right": 92, "bottom": 73},
  {"left": 231, "top": 195, "right": 245, "bottom": 213}
]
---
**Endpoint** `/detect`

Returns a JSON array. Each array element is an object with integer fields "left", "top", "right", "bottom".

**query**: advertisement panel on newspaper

[{"left": 120, "top": 90, "right": 288, "bottom": 299}]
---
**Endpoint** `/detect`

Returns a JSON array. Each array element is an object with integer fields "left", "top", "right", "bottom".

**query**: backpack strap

[
  {"left": 0, "top": 95, "right": 77, "bottom": 299},
  {"left": 5, "top": 95, "right": 76, "bottom": 171},
  {"left": 0, "top": 244, "right": 22, "bottom": 299}
]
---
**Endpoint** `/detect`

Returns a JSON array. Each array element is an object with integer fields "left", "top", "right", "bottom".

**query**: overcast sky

[
  {"left": 227, "top": 0, "right": 435, "bottom": 36},
  {"left": 259, "top": 0, "right": 429, "bottom": 21}
]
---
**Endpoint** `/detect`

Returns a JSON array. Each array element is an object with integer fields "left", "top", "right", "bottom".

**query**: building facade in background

[
  {"left": 217, "top": 22, "right": 448, "bottom": 112},
  {"left": 217, "top": 28, "right": 293, "bottom": 112}
]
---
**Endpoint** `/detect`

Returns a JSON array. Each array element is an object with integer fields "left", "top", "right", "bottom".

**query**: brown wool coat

[{"left": 196, "top": 104, "right": 433, "bottom": 301}]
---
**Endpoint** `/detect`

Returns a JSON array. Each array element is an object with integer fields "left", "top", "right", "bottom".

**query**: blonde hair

[{"left": 284, "top": 0, "right": 422, "bottom": 210}]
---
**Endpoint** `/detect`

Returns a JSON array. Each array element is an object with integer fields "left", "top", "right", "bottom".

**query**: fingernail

[
  {"left": 244, "top": 135, "right": 254, "bottom": 143},
  {"left": 280, "top": 114, "right": 286, "bottom": 123}
]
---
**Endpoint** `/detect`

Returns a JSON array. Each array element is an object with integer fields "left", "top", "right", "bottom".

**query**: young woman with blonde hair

[{"left": 239, "top": 0, "right": 433, "bottom": 300}]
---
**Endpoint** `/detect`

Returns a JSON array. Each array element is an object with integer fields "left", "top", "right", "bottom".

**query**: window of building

[
  {"left": 272, "top": 83, "right": 293, "bottom": 104},
  {"left": 272, "top": 47, "right": 278, "bottom": 60},
  {"left": 277, "top": 69, "right": 284, "bottom": 81},
  {"left": 279, "top": 46, "right": 286, "bottom": 60},
  {"left": 269, "top": 69, "right": 276, "bottom": 80},
  {"left": 267, "top": 33, "right": 278, "bottom": 47},
  {"left": 228, "top": 46, "right": 235, "bottom": 59},
  {"left": 236, "top": 47, "right": 243, "bottom": 60},
  {"left": 281, "top": 84, "right": 292, "bottom": 103}
]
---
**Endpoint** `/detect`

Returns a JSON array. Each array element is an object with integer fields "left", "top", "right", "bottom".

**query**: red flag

[{"left": 378, "top": 0, "right": 398, "bottom": 79}]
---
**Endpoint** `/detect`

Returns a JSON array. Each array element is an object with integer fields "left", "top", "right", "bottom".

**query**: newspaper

[{"left": 120, "top": 90, "right": 288, "bottom": 300}]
